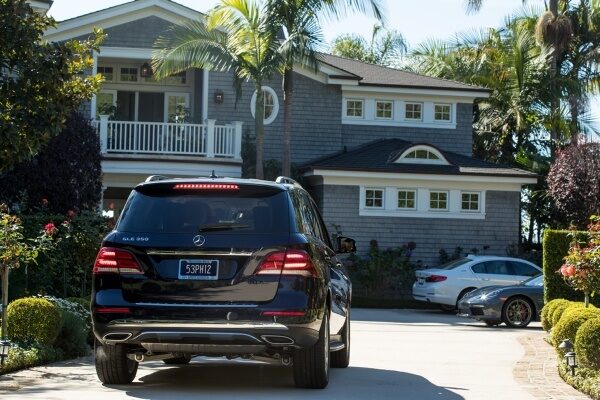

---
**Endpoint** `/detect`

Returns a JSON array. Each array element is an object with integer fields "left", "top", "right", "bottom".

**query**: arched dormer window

[{"left": 395, "top": 145, "right": 449, "bottom": 165}]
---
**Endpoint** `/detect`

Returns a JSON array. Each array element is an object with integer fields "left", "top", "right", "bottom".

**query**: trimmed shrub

[
  {"left": 541, "top": 299, "right": 572, "bottom": 331},
  {"left": 66, "top": 297, "right": 90, "bottom": 311},
  {"left": 575, "top": 318, "right": 600, "bottom": 370},
  {"left": 0, "top": 342, "right": 63, "bottom": 375},
  {"left": 6, "top": 297, "right": 62, "bottom": 345},
  {"left": 44, "top": 296, "right": 90, "bottom": 357},
  {"left": 551, "top": 301, "right": 576, "bottom": 328},
  {"left": 542, "top": 230, "right": 591, "bottom": 304},
  {"left": 552, "top": 306, "right": 600, "bottom": 349}
]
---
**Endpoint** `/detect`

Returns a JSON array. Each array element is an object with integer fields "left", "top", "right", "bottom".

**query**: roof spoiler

[{"left": 276, "top": 176, "right": 302, "bottom": 188}]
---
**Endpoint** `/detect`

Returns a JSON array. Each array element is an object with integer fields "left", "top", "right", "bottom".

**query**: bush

[
  {"left": 551, "top": 301, "right": 576, "bottom": 328},
  {"left": 541, "top": 298, "right": 572, "bottom": 331},
  {"left": 44, "top": 296, "right": 91, "bottom": 357},
  {"left": 552, "top": 306, "right": 600, "bottom": 349},
  {"left": 542, "top": 230, "right": 597, "bottom": 305},
  {"left": 6, "top": 297, "right": 62, "bottom": 345},
  {"left": 0, "top": 342, "right": 63, "bottom": 375},
  {"left": 0, "top": 112, "right": 102, "bottom": 214},
  {"left": 575, "top": 318, "right": 600, "bottom": 370}
]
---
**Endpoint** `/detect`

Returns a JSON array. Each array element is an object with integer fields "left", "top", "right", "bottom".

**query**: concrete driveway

[{"left": 0, "top": 309, "right": 544, "bottom": 400}]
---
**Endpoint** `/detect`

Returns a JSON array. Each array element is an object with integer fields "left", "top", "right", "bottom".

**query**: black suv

[{"left": 92, "top": 176, "right": 355, "bottom": 389}]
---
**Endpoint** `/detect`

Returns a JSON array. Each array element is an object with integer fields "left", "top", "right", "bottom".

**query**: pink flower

[
  {"left": 564, "top": 265, "right": 576, "bottom": 277},
  {"left": 66, "top": 210, "right": 76, "bottom": 219},
  {"left": 560, "top": 264, "right": 568, "bottom": 276},
  {"left": 44, "top": 222, "right": 57, "bottom": 236},
  {"left": 40, "top": 198, "right": 48, "bottom": 206}
]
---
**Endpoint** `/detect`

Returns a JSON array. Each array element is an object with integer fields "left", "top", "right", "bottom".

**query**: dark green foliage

[
  {"left": 575, "top": 318, "right": 600, "bottom": 370},
  {"left": 0, "top": 342, "right": 64, "bottom": 375},
  {"left": 542, "top": 230, "right": 597, "bottom": 304},
  {"left": 347, "top": 242, "right": 415, "bottom": 296},
  {"left": 548, "top": 143, "right": 600, "bottom": 228},
  {"left": 6, "top": 297, "right": 62, "bottom": 345},
  {"left": 52, "top": 304, "right": 90, "bottom": 357},
  {"left": 0, "top": 112, "right": 102, "bottom": 214},
  {"left": 552, "top": 305, "right": 600, "bottom": 349},
  {"left": 558, "top": 363, "right": 600, "bottom": 400},
  {"left": 541, "top": 298, "right": 572, "bottom": 331},
  {"left": 9, "top": 212, "right": 111, "bottom": 299},
  {"left": 438, "top": 247, "right": 464, "bottom": 264},
  {"left": 241, "top": 133, "right": 303, "bottom": 181},
  {"left": 551, "top": 301, "right": 576, "bottom": 327},
  {"left": 0, "top": 0, "right": 103, "bottom": 172}
]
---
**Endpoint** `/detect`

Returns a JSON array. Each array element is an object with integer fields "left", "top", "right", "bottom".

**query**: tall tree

[
  {"left": 266, "top": 0, "right": 384, "bottom": 177},
  {"left": 331, "top": 24, "right": 407, "bottom": 67},
  {"left": 152, "top": 0, "right": 284, "bottom": 179},
  {"left": 0, "top": 0, "right": 103, "bottom": 173}
]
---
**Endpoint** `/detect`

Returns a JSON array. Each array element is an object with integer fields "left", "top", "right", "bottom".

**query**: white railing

[{"left": 96, "top": 116, "right": 243, "bottom": 159}]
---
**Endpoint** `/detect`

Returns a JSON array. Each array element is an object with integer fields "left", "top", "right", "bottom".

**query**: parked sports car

[{"left": 457, "top": 274, "right": 544, "bottom": 328}]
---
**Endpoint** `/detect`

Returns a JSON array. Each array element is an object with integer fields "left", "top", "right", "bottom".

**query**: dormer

[{"left": 394, "top": 145, "right": 450, "bottom": 165}]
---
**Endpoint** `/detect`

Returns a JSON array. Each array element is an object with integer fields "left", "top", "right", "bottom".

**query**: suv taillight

[
  {"left": 93, "top": 247, "right": 144, "bottom": 275},
  {"left": 255, "top": 249, "right": 316, "bottom": 277}
]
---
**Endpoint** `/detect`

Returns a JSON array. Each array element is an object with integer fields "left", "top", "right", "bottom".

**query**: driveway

[{"left": 0, "top": 309, "right": 544, "bottom": 400}]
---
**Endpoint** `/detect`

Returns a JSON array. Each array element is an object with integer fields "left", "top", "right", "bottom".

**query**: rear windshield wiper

[{"left": 198, "top": 223, "right": 249, "bottom": 232}]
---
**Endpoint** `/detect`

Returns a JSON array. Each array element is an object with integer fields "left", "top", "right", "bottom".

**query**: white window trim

[
  {"left": 164, "top": 92, "right": 190, "bottom": 123},
  {"left": 375, "top": 100, "right": 394, "bottom": 120},
  {"left": 396, "top": 188, "right": 417, "bottom": 210},
  {"left": 434, "top": 103, "right": 452, "bottom": 123},
  {"left": 98, "top": 63, "right": 189, "bottom": 87},
  {"left": 404, "top": 102, "right": 423, "bottom": 121},
  {"left": 97, "top": 65, "right": 115, "bottom": 82},
  {"left": 395, "top": 145, "right": 450, "bottom": 165},
  {"left": 363, "top": 187, "right": 385, "bottom": 209},
  {"left": 344, "top": 98, "right": 365, "bottom": 119},
  {"left": 250, "top": 86, "right": 279, "bottom": 125},
  {"left": 461, "top": 191, "right": 481, "bottom": 212},
  {"left": 429, "top": 190, "right": 449, "bottom": 211},
  {"left": 95, "top": 89, "right": 117, "bottom": 119}
]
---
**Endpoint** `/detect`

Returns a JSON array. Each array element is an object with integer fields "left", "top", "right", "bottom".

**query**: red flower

[
  {"left": 562, "top": 265, "right": 576, "bottom": 277},
  {"left": 44, "top": 222, "right": 57, "bottom": 236},
  {"left": 41, "top": 198, "right": 48, "bottom": 206},
  {"left": 66, "top": 210, "right": 76, "bottom": 219}
]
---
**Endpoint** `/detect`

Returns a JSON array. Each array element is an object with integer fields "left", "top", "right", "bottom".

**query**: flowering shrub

[{"left": 562, "top": 217, "right": 600, "bottom": 305}]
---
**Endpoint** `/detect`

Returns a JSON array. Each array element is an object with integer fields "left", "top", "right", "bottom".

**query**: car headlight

[{"left": 481, "top": 290, "right": 503, "bottom": 299}]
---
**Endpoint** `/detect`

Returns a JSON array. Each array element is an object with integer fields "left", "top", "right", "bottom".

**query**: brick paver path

[{"left": 514, "top": 333, "right": 590, "bottom": 399}]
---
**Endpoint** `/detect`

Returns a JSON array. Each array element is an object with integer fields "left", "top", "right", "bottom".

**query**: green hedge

[
  {"left": 552, "top": 306, "right": 600, "bottom": 349},
  {"left": 541, "top": 299, "right": 572, "bottom": 331},
  {"left": 6, "top": 297, "right": 62, "bottom": 345},
  {"left": 0, "top": 343, "right": 64, "bottom": 375},
  {"left": 542, "top": 230, "right": 599, "bottom": 306},
  {"left": 576, "top": 318, "right": 600, "bottom": 370}
]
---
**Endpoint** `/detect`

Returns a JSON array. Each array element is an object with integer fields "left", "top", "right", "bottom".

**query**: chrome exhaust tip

[
  {"left": 261, "top": 335, "right": 295, "bottom": 345},
  {"left": 103, "top": 332, "right": 132, "bottom": 342}
]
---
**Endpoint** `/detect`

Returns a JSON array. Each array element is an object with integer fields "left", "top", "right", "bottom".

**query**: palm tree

[
  {"left": 152, "top": 0, "right": 284, "bottom": 179},
  {"left": 266, "top": 0, "right": 384, "bottom": 177},
  {"left": 331, "top": 24, "right": 408, "bottom": 67}
]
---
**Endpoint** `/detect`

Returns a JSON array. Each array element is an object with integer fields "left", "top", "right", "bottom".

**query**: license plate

[{"left": 178, "top": 259, "right": 219, "bottom": 280}]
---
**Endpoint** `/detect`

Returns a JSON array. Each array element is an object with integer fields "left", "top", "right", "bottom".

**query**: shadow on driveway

[{"left": 116, "top": 361, "right": 465, "bottom": 400}]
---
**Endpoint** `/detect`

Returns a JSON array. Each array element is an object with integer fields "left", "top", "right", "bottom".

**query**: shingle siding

[
  {"left": 316, "top": 185, "right": 520, "bottom": 266},
  {"left": 73, "top": 16, "right": 173, "bottom": 48},
  {"left": 342, "top": 103, "right": 473, "bottom": 157}
]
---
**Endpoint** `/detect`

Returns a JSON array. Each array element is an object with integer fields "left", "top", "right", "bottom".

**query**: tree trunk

[
  {"left": 282, "top": 68, "right": 294, "bottom": 177},
  {"left": 584, "top": 292, "right": 590, "bottom": 308},
  {"left": 255, "top": 86, "right": 265, "bottom": 180},
  {"left": 569, "top": 94, "right": 579, "bottom": 144},
  {"left": 549, "top": 0, "right": 560, "bottom": 156},
  {"left": 1, "top": 267, "right": 9, "bottom": 340}
]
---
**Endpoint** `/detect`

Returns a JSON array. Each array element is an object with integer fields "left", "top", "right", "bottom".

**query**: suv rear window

[{"left": 117, "top": 185, "right": 290, "bottom": 234}]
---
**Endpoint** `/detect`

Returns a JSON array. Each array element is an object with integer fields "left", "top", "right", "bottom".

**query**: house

[{"left": 43, "top": 0, "right": 537, "bottom": 265}]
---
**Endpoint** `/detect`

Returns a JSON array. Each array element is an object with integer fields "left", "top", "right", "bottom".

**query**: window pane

[
  {"left": 483, "top": 261, "right": 510, "bottom": 275},
  {"left": 510, "top": 261, "right": 540, "bottom": 277},
  {"left": 430, "top": 191, "right": 447, "bottom": 210},
  {"left": 96, "top": 92, "right": 115, "bottom": 117},
  {"left": 434, "top": 104, "right": 451, "bottom": 121},
  {"left": 376, "top": 101, "right": 393, "bottom": 119},
  {"left": 167, "top": 95, "right": 188, "bottom": 123},
  {"left": 406, "top": 103, "right": 422, "bottom": 120},
  {"left": 347, "top": 100, "right": 363, "bottom": 117},
  {"left": 461, "top": 193, "right": 479, "bottom": 211},
  {"left": 120, "top": 67, "right": 138, "bottom": 82},
  {"left": 97, "top": 66, "right": 113, "bottom": 81},
  {"left": 365, "top": 189, "right": 383, "bottom": 208},
  {"left": 264, "top": 91, "right": 274, "bottom": 119},
  {"left": 398, "top": 190, "right": 415, "bottom": 209}
]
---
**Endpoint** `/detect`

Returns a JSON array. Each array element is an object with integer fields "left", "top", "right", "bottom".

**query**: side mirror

[{"left": 336, "top": 236, "right": 356, "bottom": 254}]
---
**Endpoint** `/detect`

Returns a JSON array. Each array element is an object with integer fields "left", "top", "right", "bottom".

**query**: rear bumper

[
  {"left": 412, "top": 283, "right": 454, "bottom": 306},
  {"left": 94, "top": 319, "right": 321, "bottom": 353}
]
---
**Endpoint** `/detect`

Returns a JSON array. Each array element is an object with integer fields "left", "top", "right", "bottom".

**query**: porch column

[
  {"left": 206, "top": 119, "right": 216, "bottom": 158},
  {"left": 232, "top": 121, "right": 243, "bottom": 160},
  {"left": 99, "top": 115, "right": 109, "bottom": 154},
  {"left": 90, "top": 51, "right": 98, "bottom": 120},
  {"left": 202, "top": 69, "right": 209, "bottom": 122}
]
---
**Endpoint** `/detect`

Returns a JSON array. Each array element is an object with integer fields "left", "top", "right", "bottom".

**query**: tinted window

[
  {"left": 117, "top": 186, "right": 289, "bottom": 234},
  {"left": 479, "top": 261, "right": 512, "bottom": 275},
  {"left": 471, "top": 263, "right": 486, "bottom": 274},
  {"left": 510, "top": 261, "right": 539, "bottom": 277},
  {"left": 523, "top": 275, "right": 543, "bottom": 287},
  {"left": 440, "top": 258, "right": 471, "bottom": 270}
]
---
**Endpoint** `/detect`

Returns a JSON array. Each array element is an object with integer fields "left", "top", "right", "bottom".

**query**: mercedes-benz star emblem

[{"left": 193, "top": 235, "right": 205, "bottom": 247}]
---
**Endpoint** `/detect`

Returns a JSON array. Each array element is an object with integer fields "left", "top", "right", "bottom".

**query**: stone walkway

[{"left": 514, "top": 333, "right": 590, "bottom": 399}]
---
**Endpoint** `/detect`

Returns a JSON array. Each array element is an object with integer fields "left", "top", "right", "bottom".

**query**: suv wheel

[
  {"left": 163, "top": 355, "right": 192, "bottom": 365},
  {"left": 293, "top": 311, "right": 330, "bottom": 389},
  {"left": 331, "top": 310, "right": 350, "bottom": 368},
  {"left": 95, "top": 342, "right": 138, "bottom": 384}
]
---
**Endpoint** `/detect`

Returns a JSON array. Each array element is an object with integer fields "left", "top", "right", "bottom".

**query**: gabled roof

[
  {"left": 317, "top": 53, "right": 489, "bottom": 94},
  {"left": 302, "top": 139, "right": 537, "bottom": 180}
]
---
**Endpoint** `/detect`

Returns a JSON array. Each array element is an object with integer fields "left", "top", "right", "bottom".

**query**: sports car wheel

[{"left": 502, "top": 296, "right": 533, "bottom": 328}]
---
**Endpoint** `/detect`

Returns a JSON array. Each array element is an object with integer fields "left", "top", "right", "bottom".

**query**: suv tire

[
  {"left": 95, "top": 342, "right": 138, "bottom": 384},
  {"left": 293, "top": 311, "right": 330, "bottom": 389},
  {"left": 331, "top": 311, "right": 350, "bottom": 368}
]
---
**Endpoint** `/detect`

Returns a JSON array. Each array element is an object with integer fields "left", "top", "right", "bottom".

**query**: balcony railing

[{"left": 95, "top": 116, "right": 243, "bottom": 159}]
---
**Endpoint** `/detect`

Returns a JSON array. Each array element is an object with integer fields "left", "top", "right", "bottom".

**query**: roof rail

[
  {"left": 275, "top": 176, "right": 302, "bottom": 187},
  {"left": 145, "top": 175, "right": 169, "bottom": 182}
]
